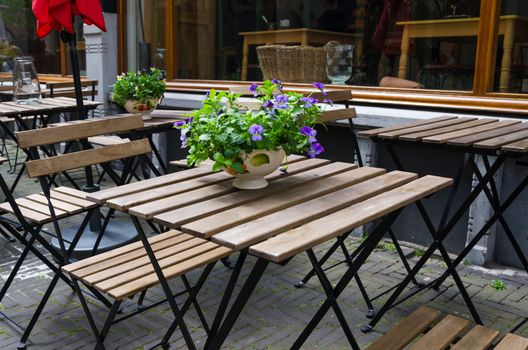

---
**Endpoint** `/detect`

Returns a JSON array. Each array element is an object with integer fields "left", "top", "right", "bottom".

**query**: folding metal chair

[{"left": 0, "top": 114, "right": 153, "bottom": 349}]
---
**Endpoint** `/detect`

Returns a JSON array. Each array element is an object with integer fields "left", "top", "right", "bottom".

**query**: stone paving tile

[{"left": 0, "top": 142, "right": 528, "bottom": 349}]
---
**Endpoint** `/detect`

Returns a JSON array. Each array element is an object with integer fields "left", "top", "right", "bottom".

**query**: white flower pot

[
  {"left": 124, "top": 99, "right": 159, "bottom": 120},
  {"left": 226, "top": 149, "right": 286, "bottom": 190}
]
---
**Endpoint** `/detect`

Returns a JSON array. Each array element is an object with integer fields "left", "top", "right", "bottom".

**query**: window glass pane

[
  {"left": 126, "top": 0, "right": 167, "bottom": 73},
  {"left": 131, "top": 0, "right": 481, "bottom": 90},
  {"left": 492, "top": 2, "right": 528, "bottom": 93},
  {"left": 0, "top": 0, "right": 61, "bottom": 74}
]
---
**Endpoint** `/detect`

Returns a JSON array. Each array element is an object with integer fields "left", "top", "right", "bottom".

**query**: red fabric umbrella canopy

[{"left": 33, "top": 0, "right": 106, "bottom": 38}]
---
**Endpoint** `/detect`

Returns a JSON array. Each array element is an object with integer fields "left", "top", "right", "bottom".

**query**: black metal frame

[
  {"left": 201, "top": 211, "right": 402, "bottom": 350},
  {"left": 70, "top": 215, "right": 215, "bottom": 350},
  {"left": 0, "top": 162, "right": 109, "bottom": 349},
  {"left": 357, "top": 137, "right": 528, "bottom": 333}
]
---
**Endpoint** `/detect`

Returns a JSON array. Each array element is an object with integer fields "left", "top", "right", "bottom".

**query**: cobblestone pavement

[{"left": 1, "top": 144, "right": 528, "bottom": 349}]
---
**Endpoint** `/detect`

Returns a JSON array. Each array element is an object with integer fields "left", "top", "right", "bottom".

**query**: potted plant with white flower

[
  {"left": 112, "top": 67, "right": 165, "bottom": 119},
  {"left": 174, "top": 80, "right": 331, "bottom": 189}
]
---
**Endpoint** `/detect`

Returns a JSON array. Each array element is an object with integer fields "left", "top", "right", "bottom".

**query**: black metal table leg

[
  {"left": 205, "top": 257, "right": 270, "bottom": 350},
  {"left": 292, "top": 210, "right": 401, "bottom": 349}
]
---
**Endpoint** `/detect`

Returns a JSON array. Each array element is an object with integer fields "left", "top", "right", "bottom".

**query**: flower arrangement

[
  {"left": 174, "top": 80, "right": 331, "bottom": 174},
  {"left": 111, "top": 67, "right": 165, "bottom": 111}
]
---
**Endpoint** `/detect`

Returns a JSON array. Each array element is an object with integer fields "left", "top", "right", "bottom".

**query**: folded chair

[
  {"left": 0, "top": 114, "right": 152, "bottom": 349},
  {"left": 368, "top": 306, "right": 528, "bottom": 350}
]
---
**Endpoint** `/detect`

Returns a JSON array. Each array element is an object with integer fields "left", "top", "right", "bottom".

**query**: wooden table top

[
  {"left": 86, "top": 157, "right": 452, "bottom": 263},
  {"left": 0, "top": 96, "right": 100, "bottom": 117},
  {"left": 358, "top": 116, "right": 528, "bottom": 153}
]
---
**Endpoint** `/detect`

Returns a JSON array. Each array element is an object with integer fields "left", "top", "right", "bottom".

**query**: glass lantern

[{"left": 13, "top": 56, "right": 41, "bottom": 104}]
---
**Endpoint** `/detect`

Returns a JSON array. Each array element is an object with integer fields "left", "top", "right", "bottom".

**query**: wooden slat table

[
  {"left": 358, "top": 116, "right": 528, "bottom": 333},
  {"left": 86, "top": 156, "right": 452, "bottom": 348}
]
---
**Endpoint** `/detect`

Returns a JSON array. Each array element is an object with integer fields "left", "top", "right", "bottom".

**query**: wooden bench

[{"left": 367, "top": 306, "right": 528, "bottom": 350}]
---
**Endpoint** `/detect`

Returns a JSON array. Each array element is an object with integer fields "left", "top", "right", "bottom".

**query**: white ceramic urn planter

[{"left": 227, "top": 148, "right": 286, "bottom": 190}]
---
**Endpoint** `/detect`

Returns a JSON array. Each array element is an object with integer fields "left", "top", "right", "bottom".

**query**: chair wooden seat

[
  {"left": 62, "top": 229, "right": 233, "bottom": 300},
  {"left": 367, "top": 306, "right": 528, "bottom": 350},
  {"left": 0, "top": 187, "right": 97, "bottom": 224}
]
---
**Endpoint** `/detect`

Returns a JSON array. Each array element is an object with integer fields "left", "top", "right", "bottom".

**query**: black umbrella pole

[{"left": 61, "top": 30, "right": 101, "bottom": 231}]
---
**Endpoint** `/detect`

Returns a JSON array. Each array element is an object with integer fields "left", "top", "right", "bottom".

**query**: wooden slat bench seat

[
  {"left": 366, "top": 306, "right": 528, "bottom": 350},
  {"left": 62, "top": 229, "right": 234, "bottom": 300},
  {"left": 0, "top": 187, "right": 96, "bottom": 224}
]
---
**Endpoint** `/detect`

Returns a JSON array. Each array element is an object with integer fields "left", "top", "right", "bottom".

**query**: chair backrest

[
  {"left": 17, "top": 114, "right": 151, "bottom": 178},
  {"left": 311, "top": 90, "right": 352, "bottom": 103},
  {"left": 320, "top": 108, "right": 357, "bottom": 123}
]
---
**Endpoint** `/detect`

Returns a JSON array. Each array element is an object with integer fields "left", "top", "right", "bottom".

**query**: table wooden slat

[
  {"left": 152, "top": 160, "right": 346, "bottom": 228},
  {"left": 501, "top": 138, "right": 528, "bottom": 153},
  {"left": 249, "top": 175, "right": 452, "bottom": 262},
  {"left": 109, "top": 158, "right": 330, "bottom": 211},
  {"left": 129, "top": 182, "right": 234, "bottom": 219},
  {"left": 86, "top": 166, "right": 215, "bottom": 204},
  {"left": 184, "top": 167, "right": 387, "bottom": 239},
  {"left": 107, "top": 171, "right": 233, "bottom": 211},
  {"left": 447, "top": 122, "right": 528, "bottom": 147},
  {"left": 213, "top": 170, "right": 417, "bottom": 249},
  {"left": 399, "top": 118, "right": 497, "bottom": 142},
  {"left": 377, "top": 117, "right": 476, "bottom": 139},
  {"left": 357, "top": 116, "right": 457, "bottom": 138},
  {"left": 423, "top": 119, "right": 518, "bottom": 144},
  {"left": 131, "top": 161, "right": 352, "bottom": 220},
  {"left": 474, "top": 128, "right": 528, "bottom": 149}
]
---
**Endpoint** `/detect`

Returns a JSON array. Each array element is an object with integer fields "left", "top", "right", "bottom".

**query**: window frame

[{"left": 117, "top": 0, "right": 528, "bottom": 115}]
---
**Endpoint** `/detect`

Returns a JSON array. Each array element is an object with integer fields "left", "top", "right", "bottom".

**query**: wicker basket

[{"left": 256, "top": 44, "right": 328, "bottom": 83}]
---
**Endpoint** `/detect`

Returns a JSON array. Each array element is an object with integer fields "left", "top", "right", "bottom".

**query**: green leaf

[
  {"left": 250, "top": 153, "right": 270, "bottom": 167},
  {"left": 230, "top": 162, "right": 244, "bottom": 173},
  {"left": 212, "top": 162, "right": 224, "bottom": 172},
  {"left": 213, "top": 152, "right": 224, "bottom": 162},
  {"left": 199, "top": 134, "right": 211, "bottom": 141}
]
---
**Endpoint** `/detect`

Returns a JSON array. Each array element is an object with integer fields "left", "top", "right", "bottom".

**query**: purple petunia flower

[
  {"left": 275, "top": 94, "right": 288, "bottom": 104},
  {"left": 300, "top": 126, "right": 318, "bottom": 143},
  {"left": 323, "top": 99, "right": 333, "bottom": 104},
  {"left": 249, "top": 124, "right": 264, "bottom": 141},
  {"left": 249, "top": 82, "right": 259, "bottom": 97},
  {"left": 173, "top": 120, "right": 186, "bottom": 127},
  {"left": 307, "top": 142, "right": 324, "bottom": 158},
  {"left": 180, "top": 129, "right": 188, "bottom": 148},
  {"left": 262, "top": 100, "right": 274, "bottom": 109},
  {"left": 301, "top": 97, "right": 318, "bottom": 108},
  {"left": 275, "top": 94, "right": 288, "bottom": 109},
  {"left": 312, "top": 82, "right": 326, "bottom": 95},
  {"left": 311, "top": 142, "right": 324, "bottom": 155}
]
